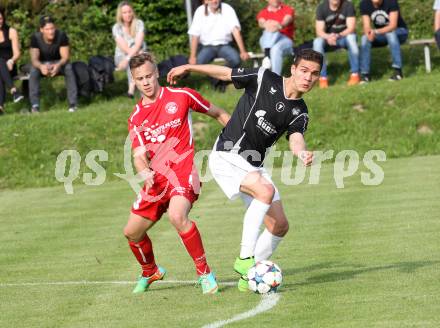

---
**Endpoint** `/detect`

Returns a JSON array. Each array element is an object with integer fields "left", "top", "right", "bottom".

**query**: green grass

[{"left": 1, "top": 155, "right": 439, "bottom": 327}]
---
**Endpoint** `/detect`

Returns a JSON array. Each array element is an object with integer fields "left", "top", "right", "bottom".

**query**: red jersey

[
  {"left": 128, "top": 86, "right": 211, "bottom": 191},
  {"left": 256, "top": 3, "right": 295, "bottom": 39}
]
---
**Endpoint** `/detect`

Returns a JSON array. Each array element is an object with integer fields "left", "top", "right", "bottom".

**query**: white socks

[
  {"left": 254, "top": 229, "right": 283, "bottom": 262},
  {"left": 239, "top": 199, "right": 270, "bottom": 259}
]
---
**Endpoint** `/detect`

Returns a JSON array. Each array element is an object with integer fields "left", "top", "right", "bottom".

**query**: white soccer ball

[{"left": 247, "top": 260, "right": 282, "bottom": 294}]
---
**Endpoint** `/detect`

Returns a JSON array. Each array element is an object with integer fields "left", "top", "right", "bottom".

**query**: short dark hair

[
  {"left": 129, "top": 52, "right": 157, "bottom": 70},
  {"left": 293, "top": 49, "right": 323, "bottom": 68},
  {"left": 39, "top": 15, "right": 55, "bottom": 28}
]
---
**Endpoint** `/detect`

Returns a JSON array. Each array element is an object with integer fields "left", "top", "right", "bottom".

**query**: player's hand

[
  {"left": 299, "top": 150, "right": 313, "bottom": 166},
  {"left": 240, "top": 51, "right": 250, "bottom": 61},
  {"left": 142, "top": 169, "right": 155, "bottom": 189},
  {"left": 167, "top": 65, "right": 189, "bottom": 85}
]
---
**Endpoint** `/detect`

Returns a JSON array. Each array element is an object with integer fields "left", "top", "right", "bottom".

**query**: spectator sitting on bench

[
  {"left": 188, "top": 0, "right": 249, "bottom": 73},
  {"left": 257, "top": 0, "right": 295, "bottom": 75},
  {"left": 112, "top": 1, "right": 146, "bottom": 98},
  {"left": 434, "top": 0, "right": 440, "bottom": 49},
  {"left": 313, "top": 0, "right": 360, "bottom": 88},
  {"left": 360, "top": 0, "right": 408, "bottom": 83},
  {"left": 0, "top": 8, "right": 23, "bottom": 115},
  {"left": 29, "top": 15, "right": 77, "bottom": 113}
]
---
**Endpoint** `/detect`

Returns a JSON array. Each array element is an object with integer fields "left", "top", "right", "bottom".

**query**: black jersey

[{"left": 216, "top": 67, "right": 309, "bottom": 167}]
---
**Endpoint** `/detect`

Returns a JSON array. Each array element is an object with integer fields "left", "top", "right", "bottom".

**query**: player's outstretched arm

[
  {"left": 205, "top": 104, "right": 231, "bottom": 127},
  {"left": 289, "top": 132, "right": 313, "bottom": 166},
  {"left": 167, "top": 64, "right": 232, "bottom": 85}
]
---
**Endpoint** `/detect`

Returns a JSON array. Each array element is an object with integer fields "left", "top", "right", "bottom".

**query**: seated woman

[
  {"left": 0, "top": 8, "right": 23, "bottom": 115},
  {"left": 112, "top": 1, "right": 146, "bottom": 98}
]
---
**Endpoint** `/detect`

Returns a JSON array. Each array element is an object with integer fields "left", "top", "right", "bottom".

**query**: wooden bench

[
  {"left": 214, "top": 52, "right": 264, "bottom": 68},
  {"left": 409, "top": 39, "right": 436, "bottom": 73},
  {"left": 13, "top": 73, "right": 30, "bottom": 95}
]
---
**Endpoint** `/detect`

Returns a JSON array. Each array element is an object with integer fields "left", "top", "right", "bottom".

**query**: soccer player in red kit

[{"left": 123, "top": 53, "right": 230, "bottom": 294}]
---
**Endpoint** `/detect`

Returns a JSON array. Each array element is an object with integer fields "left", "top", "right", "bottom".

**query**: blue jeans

[
  {"left": 360, "top": 27, "right": 408, "bottom": 74},
  {"left": 197, "top": 44, "right": 240, "bottom": 68},
  {"left": 313, "top": 33, "right": 359, "bottom": 77},
  {"left": 29, "top": 62, "right": 78, "bottom": 108},
  {"left": 259, "top": 31, "right": 293, "bottom": 75}
]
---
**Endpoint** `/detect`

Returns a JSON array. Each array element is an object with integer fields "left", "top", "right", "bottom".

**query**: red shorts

[{"left": 131, "top": 174, "right": 200, "bottom": 221}]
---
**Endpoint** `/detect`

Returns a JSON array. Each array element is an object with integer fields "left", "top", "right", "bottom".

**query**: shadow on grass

[{"left": 282, "top": 260, "right": 440, "bottom": 290}]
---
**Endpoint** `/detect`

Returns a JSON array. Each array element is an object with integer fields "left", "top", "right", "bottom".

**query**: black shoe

[
  {"left": 389, "top": 69, "right": 403, "bottom": 81},
  {"left": 12, "top": 90, "right": 24, "bottom": 103},
  {"left": 360, "top": 74, "right": 370, "bottom": 84},
  {"left": 127, "top": 92, "right": 134, "bottom": 99}
]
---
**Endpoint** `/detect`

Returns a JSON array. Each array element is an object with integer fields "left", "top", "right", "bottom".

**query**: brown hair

[
  {"left": 129, "top": 52, "right": 157, "bottom": 70},
  {"left": 293, "top": 49, "right": 323, "bottom": 68}
]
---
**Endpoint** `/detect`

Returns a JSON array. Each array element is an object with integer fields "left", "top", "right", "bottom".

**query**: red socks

[
  {"left": 179, "top": 222, "right": 210, "bottom": 276},
  {"left": 129, "top": 222, "right": 210, "bottom": 277},
  {"left": 128, "top": 234, "right": 157, "bottom": 277}
]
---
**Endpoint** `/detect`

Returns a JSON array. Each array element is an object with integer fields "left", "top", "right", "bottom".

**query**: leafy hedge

[{"left": 2, "top": 0, "right": 436, "bottom": 63}]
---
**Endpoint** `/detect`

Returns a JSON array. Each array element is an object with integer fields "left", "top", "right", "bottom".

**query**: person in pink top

[{"left": 256, "top": 0, "right": 295, "bottom": 75}]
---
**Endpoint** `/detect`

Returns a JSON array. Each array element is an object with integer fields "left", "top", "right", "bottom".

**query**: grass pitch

[{"left": 1, "top": 155, "right": 440, "bottom": 327}]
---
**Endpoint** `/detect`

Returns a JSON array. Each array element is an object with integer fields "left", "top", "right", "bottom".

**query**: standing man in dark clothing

[
  {"left": 29, "top": 15, "right": 77, "bottom": 113},
  {"left": 359, "top": 0, "right": 408, "bottom": 82}
]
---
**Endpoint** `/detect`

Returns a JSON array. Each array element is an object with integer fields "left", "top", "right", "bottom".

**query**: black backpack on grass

[
  {"left": 89, "top": 56, "right": 115, "bottom": 93},
  {"left": 158, "top": 55, "right": 188, "bottom": 78},
  {"left": 72, "top": 61, "right": 91, "bottom": 98}
]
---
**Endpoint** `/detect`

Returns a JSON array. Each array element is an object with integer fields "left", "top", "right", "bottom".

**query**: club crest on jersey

[
  {"left": 275, "top": 102, "right": 285, "bottom": 113},
  {"left": 165, "top": 102, "right": 178, "bottom": 114},
  {"left": 291, "top": 108, "right": 300, "bottom": 116}
]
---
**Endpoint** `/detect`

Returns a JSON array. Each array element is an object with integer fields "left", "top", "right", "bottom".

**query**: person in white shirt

[
  {"left": 188, "top": 0, "right": 249, "bottom": 70},
  {"left": 434, "top": 0, "right": 440, "bottom": 49}
]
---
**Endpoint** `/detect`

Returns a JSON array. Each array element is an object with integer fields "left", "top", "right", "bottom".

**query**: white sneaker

[
  {"left": 262, "top": 56, "right": 272, "bottom": 70},
  {"left": 68, "top": 106, "right": 77, "bottom": 113}
]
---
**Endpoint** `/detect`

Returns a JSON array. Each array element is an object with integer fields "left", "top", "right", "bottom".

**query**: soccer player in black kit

[{"left": 168, "top": 49, "right": 323, "bottom": 291}]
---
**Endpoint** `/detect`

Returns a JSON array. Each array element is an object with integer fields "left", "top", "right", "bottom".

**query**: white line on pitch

[
  {"left": 202, "top": 293, "right": 281, "bottom": 328},
  {"left": 0, "top": 280, "right": 236, "bottom": 287}
]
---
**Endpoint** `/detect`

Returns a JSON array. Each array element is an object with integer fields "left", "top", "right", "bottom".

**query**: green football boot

[
  {"left": 233, "top": 257, "right": 255, "bottom": 292},
  {"left": 198, "top": 271, "right": 219, "bottom": 294},
  {"left": 132, "top": 266, "right": 166, "bottom": 294}
]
